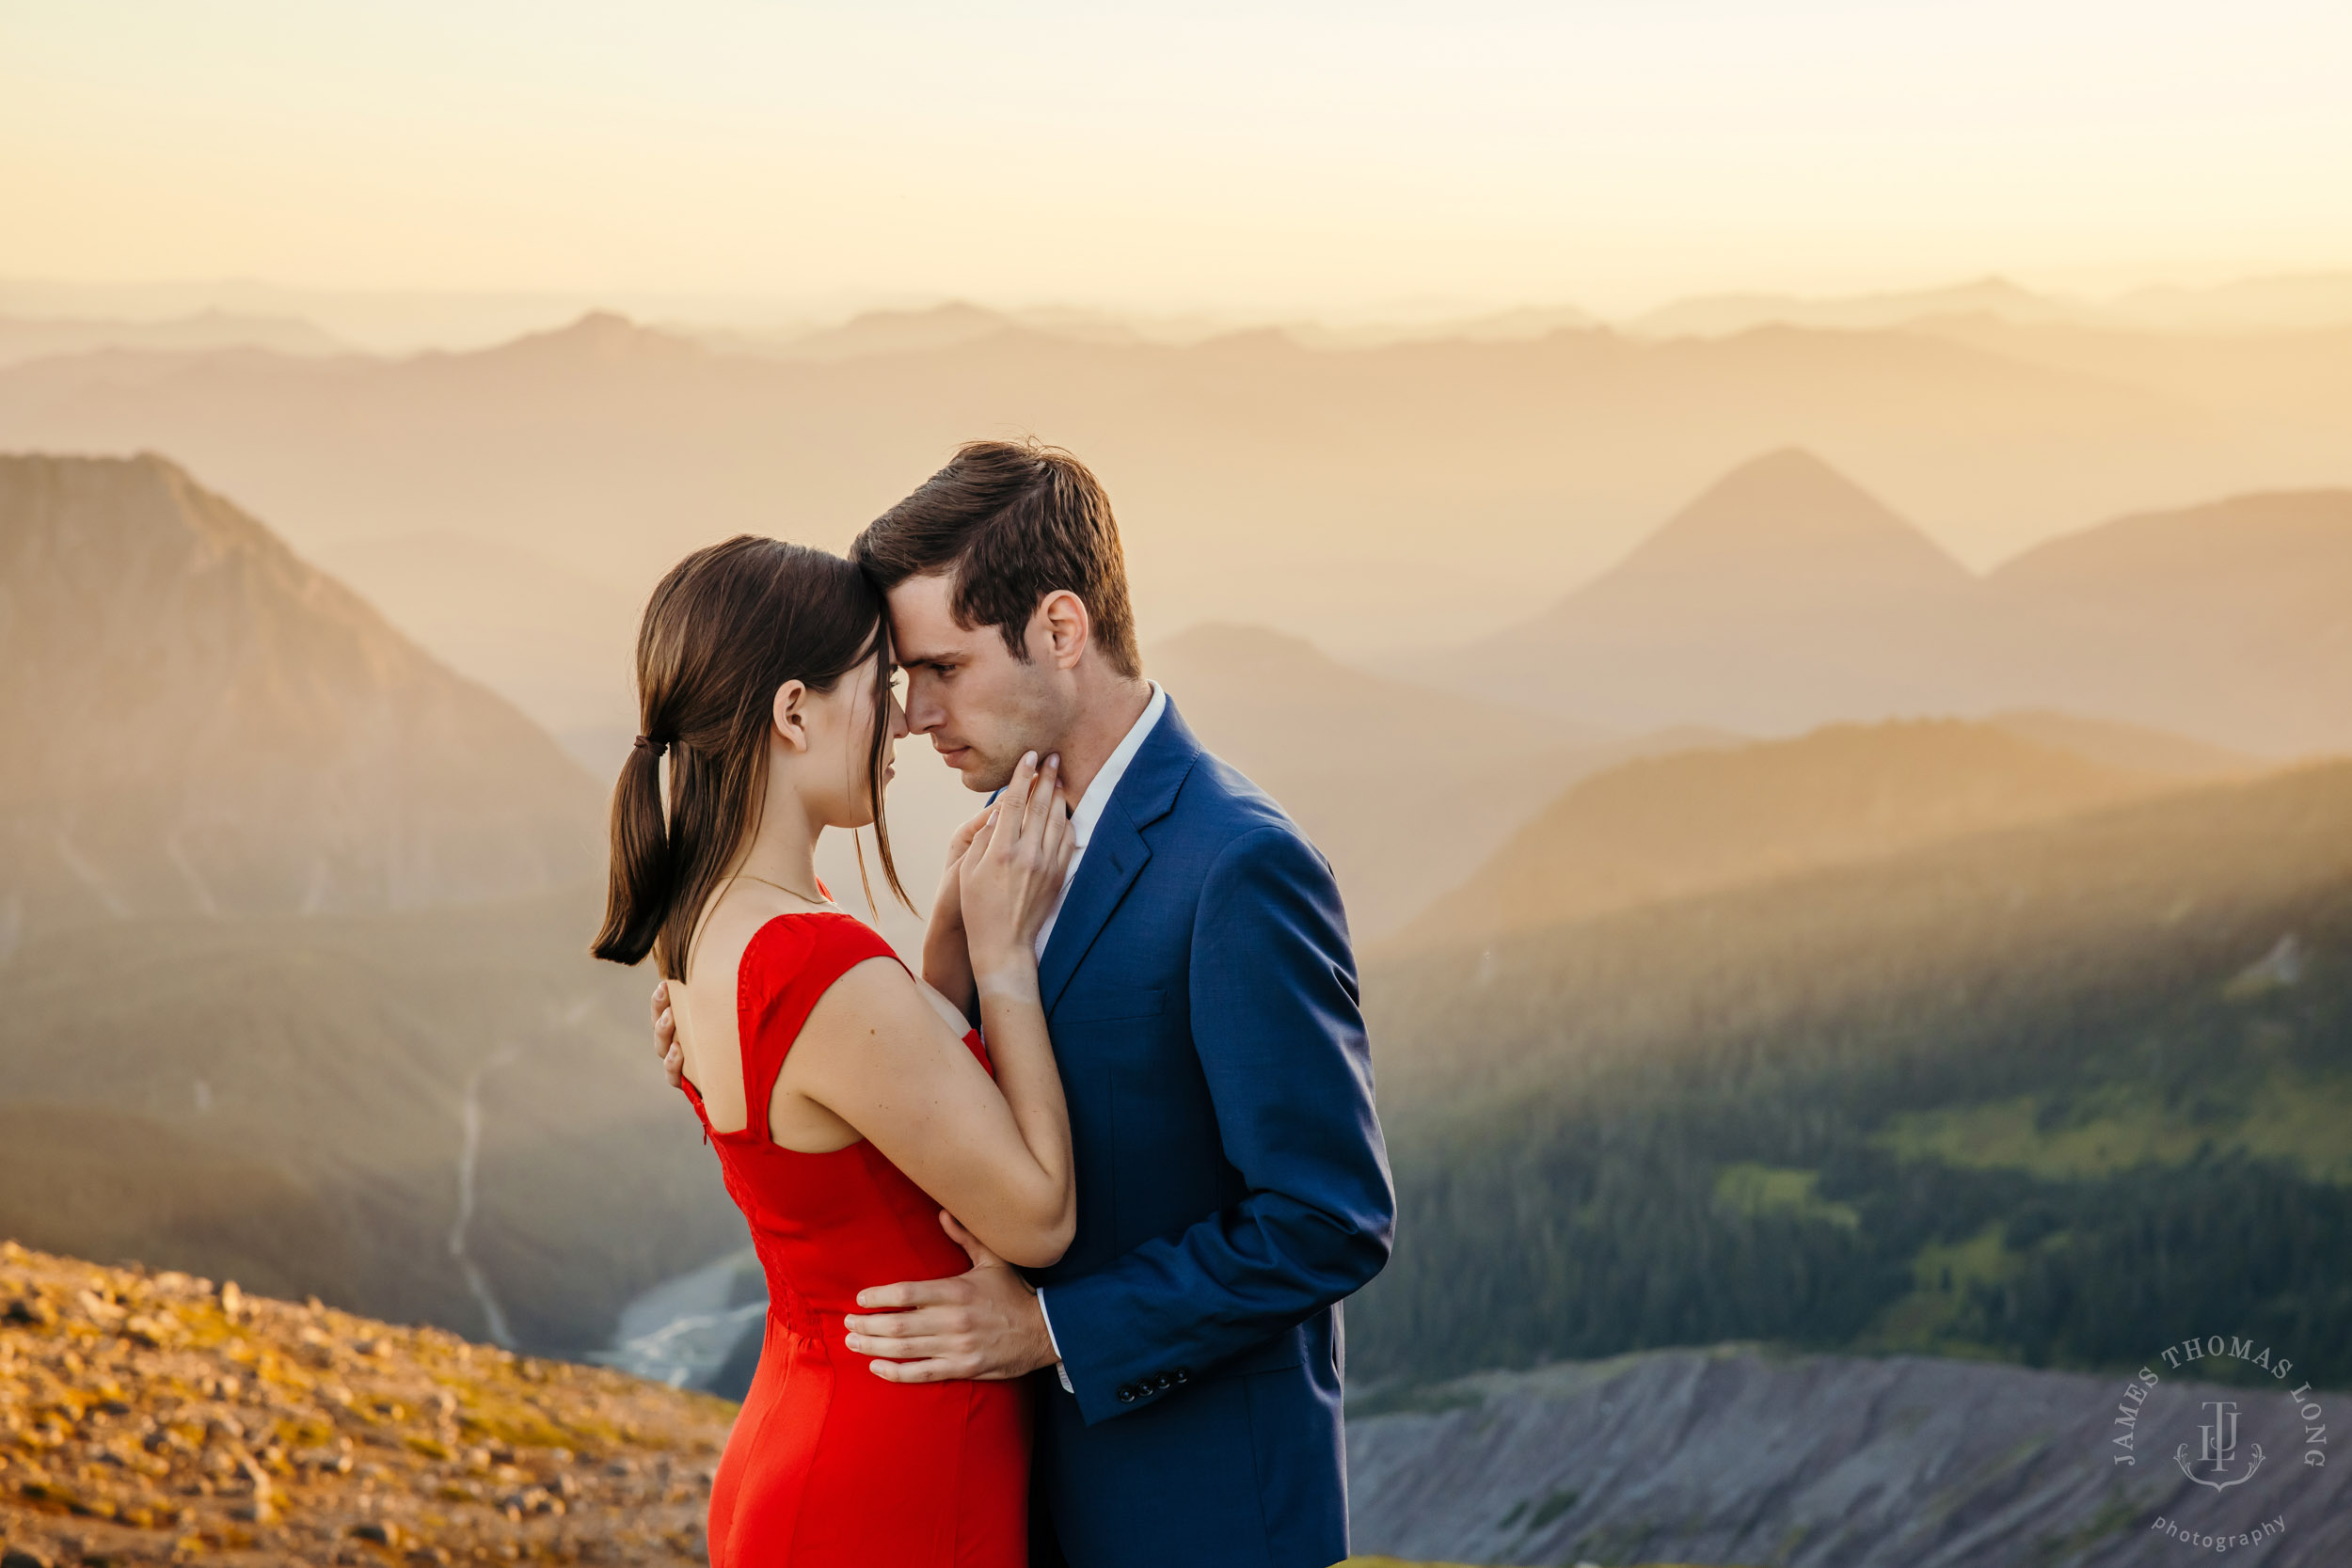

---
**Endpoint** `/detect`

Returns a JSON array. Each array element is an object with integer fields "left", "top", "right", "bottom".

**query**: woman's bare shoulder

[
  {"left": 796, "top": 949, "right": 925, "bottom": 1031},
  {"left": 789, "top": 952, "right": 980, "bottom": 1079}
]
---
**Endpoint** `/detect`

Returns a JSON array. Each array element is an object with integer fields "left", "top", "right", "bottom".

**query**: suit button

[
  {"left": 1173, "top": 1369, "right": 1190, "bottom": 1385},
  {"left": 1117, "top": 1386, "right": 1136, "bottom": 1403},
  {"left": 1153, "top": 1374, "right": 1172, "bottom": 1391}
]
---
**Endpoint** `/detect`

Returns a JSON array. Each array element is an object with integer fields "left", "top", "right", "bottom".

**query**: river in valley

[{"left": 592, "top": 1247, "right": 767, "bottom": 1393}]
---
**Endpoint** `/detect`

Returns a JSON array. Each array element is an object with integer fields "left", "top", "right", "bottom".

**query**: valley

[{"left": 0, "top": 893, "right": 742, "bottom": 1355}]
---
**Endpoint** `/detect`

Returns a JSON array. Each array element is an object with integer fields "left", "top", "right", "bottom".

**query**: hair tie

[{"left": 634, "top": 735, "right": 668, "bottom": 758}]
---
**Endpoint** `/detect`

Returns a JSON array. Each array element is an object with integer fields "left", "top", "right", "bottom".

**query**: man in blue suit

[{"left": 831, "top": 439, "right": 1391, "bottom": 1566}]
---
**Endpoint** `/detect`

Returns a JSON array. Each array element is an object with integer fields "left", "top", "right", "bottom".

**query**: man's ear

[
  {"left": 1034, "top": 590, "right": 1091, "bottom": 672},
  {"left": 771, "top": 680, "right": 810, "bottom": 752}
]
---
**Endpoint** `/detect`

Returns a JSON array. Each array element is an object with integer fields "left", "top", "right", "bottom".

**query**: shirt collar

[{"left": 1067, "top": 682, "right": 1168, "bottom": 848}]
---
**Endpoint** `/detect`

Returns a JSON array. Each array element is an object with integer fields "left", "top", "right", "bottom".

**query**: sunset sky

[{"left": 4, "top": 0, "right": 2350, "bottom": 313}]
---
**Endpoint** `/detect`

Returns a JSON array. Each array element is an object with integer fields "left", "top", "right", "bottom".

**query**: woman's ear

[{"left": 771, "top": 680, "right": 810, "bottom": 752}]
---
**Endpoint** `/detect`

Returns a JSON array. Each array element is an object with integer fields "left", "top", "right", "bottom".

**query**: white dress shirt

[
  {"left": 1030, "top": 681, "right": 1166, "bottom": 1389},
  {"left": 1034, "top": 681, "right": 1167, "bottom": 959}
]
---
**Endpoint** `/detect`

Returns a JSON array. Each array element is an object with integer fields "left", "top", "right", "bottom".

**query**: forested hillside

[{"left": 1353, "top": 761, "right": 2352, "bottom": 1386}]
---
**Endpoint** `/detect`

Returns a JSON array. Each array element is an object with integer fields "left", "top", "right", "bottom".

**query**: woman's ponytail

[
  {"left": 587, "top": 536, "right": 900, "bottom": 982},
  {"left": 591, "top": 733, "right": 676, "bottom": 970}
]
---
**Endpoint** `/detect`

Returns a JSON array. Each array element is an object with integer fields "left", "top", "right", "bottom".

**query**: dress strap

[{"left": 735, "top": 912, "right": 905, "bottom": 1144}]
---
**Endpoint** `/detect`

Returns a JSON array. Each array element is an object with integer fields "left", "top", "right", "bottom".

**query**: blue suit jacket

[{"left": 1024, "top": 700, "right": 1394, "bottom": 1568}]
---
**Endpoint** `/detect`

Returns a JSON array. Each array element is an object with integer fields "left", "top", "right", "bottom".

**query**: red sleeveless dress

[{"left": 679, "top": 911, "right": 1030, "bottom": 1568}]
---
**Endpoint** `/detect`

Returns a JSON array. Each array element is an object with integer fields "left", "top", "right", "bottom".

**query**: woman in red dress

[{"left": 593, "top": 536, "right": 1074, "bottom": 1568}]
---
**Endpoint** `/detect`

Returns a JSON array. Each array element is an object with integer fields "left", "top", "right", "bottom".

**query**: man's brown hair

[{"left": 851, "top": 439, "right": 1141, "bottom": 677}]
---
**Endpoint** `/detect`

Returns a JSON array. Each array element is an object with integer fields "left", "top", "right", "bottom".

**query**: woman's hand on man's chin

[{"left": 956, "top": 752, "right": 1073, "bottom": 968}]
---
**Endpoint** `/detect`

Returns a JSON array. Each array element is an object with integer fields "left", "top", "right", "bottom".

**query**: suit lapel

[
  {"left": 1039, "top": 807, "right": 1148, "bottom": 1014},
  {"left": 1037, "top": 700, "right": 1202, "bottom": 1013}
]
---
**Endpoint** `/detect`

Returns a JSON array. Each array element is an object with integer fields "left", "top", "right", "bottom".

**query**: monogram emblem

[{"left": 2174, "top": 1400, "right": 2265, "bottom": 1492}]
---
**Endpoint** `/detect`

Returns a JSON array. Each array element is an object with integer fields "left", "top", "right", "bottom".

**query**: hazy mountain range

[
  {"left": 1446, "top": 448, "right": 2352, "bottom": 756},
  {"left": 0, "top": 454, "right": 731, "bottom": 1353},
  {"left": 6, "top": 289, "right": 2352, "bottom": 657},
  {"left": 0, "top": 309, "right": 350, "bottom": 368},
  {"left": 10, "top": 268, "right": 2350, "bottom": 349},
  {"left": 0, "top": 454, "right": 604, "bottom": 943},
  {"left": 1624, "top": 269, "right": 2352, "bottom": 339},
  {"left": 1398, "top": 716, "right": 2253, "bottom": 948}
]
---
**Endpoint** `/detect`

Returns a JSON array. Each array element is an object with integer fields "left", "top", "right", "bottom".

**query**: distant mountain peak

[
  {"left": 1455, "top": 449, "right": 1989, "bottom": 732},
  {"left": 1616, "top": 448, "right": 1968, "bottom": 579},
  {"left": 484, "top": 310, "right": 704, "bottom": 366},
  {"left": 755, "top": 300, "right": 1025, "bottom": 362},
  {"left": 0, "top": 451, "right": 601, "bottom": 927}
]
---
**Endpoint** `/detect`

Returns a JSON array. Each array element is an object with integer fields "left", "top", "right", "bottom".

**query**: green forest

[{"left": 1349, "top": 761, "right": 2352, "bottom": 1389}]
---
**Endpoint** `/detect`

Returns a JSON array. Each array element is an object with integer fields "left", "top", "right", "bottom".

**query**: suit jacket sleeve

[{"left": 1041, "top": 822, "right": 1395, "bottom": 1425}]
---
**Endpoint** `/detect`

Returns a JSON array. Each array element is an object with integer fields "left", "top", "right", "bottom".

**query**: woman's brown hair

[{"left": 591, "top": 536, "right": 905, "bottom": 979}]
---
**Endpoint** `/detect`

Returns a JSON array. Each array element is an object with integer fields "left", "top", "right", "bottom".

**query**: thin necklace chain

[{"left": 729, "top": 871, "right": 832, "bottom": 908}]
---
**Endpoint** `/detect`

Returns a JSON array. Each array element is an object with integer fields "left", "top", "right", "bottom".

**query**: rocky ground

[
  {"left": 0, "top": 1242, "right": 735, "bottom": 1568},
  {"left": 1342, "top": 1560, "right": 1705, "bottom": 1567},
  {"left": 1347, "top": 1347, "right": 2348, "bottom": 1567}
]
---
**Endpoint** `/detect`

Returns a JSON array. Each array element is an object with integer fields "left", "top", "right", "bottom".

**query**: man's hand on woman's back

[{"left": 651, "top": 977, "right": 684, "bottom": 1090}]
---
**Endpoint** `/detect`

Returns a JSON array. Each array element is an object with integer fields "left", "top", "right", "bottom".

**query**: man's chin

[
  {"left": 964, "top": 759, "right": 1019, "bottom": 793},
  {"left": 937, "top": 745, "right": 1016, "bottom": 793}
]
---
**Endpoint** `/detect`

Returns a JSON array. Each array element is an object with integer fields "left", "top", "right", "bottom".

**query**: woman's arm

[{"left": 783, "top": 754, "right": 1075, "bottom": 1267}]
